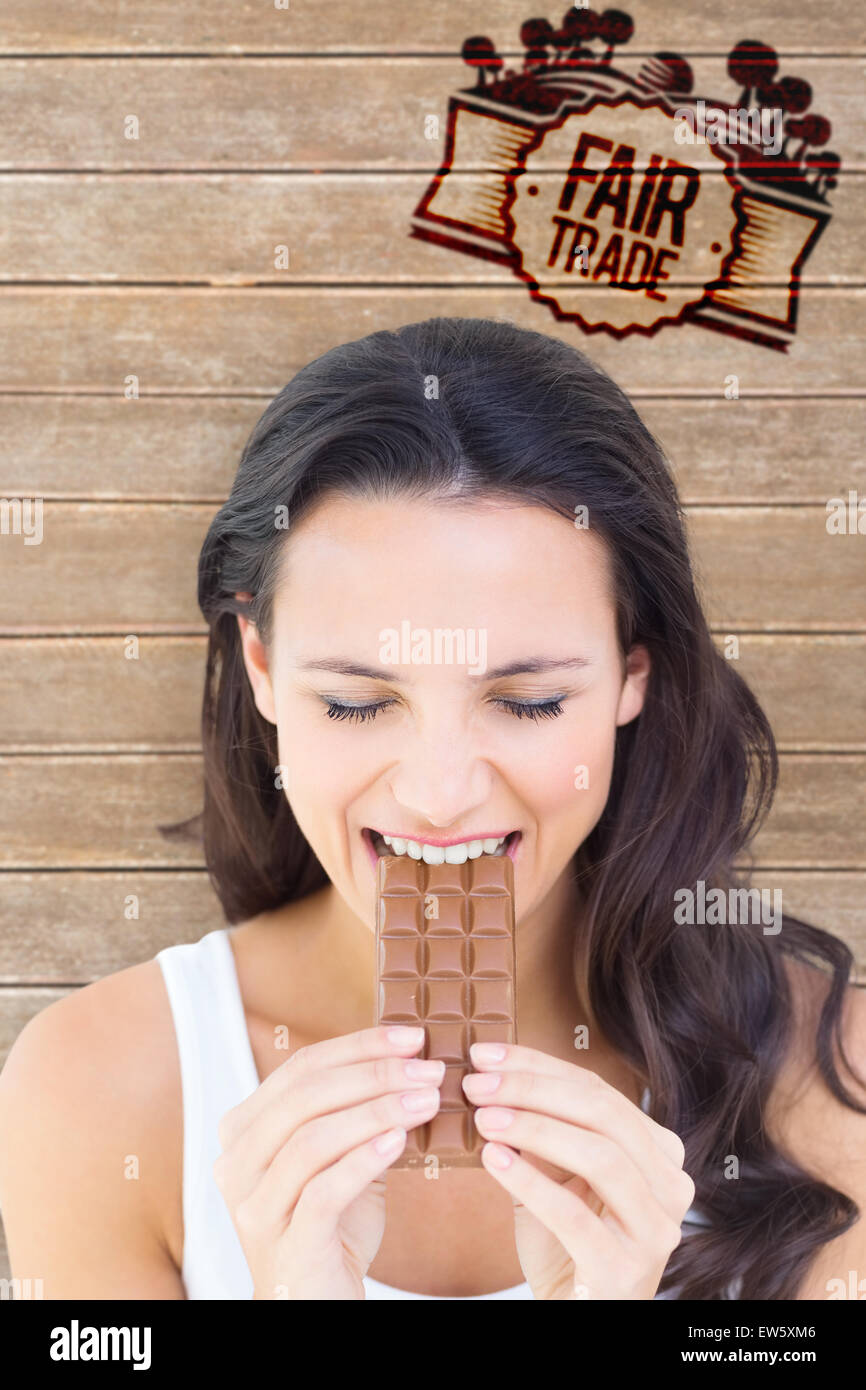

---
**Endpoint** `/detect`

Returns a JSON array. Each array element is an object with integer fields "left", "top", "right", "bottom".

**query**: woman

[{"left": 0, "top": 316, "right": 864, "bottom": 1300}]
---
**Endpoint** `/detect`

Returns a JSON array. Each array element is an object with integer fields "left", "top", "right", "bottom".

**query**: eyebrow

[{"left": 298, "top": 656, "right": 593, "bottom": 680}]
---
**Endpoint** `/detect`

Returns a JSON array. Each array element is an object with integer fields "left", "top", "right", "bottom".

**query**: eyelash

[{"left": 323, "top": 697, "right": 565, "bottom": 724}]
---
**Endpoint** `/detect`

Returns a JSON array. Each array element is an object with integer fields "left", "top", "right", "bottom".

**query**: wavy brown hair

[{"left": 185, "top": 315, "right": 864, "bottom": 1299}]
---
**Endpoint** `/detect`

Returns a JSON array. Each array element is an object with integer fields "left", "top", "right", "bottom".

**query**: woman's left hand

[{"left": 462, "top": 1042, "right": 696, "bottom": 1300}]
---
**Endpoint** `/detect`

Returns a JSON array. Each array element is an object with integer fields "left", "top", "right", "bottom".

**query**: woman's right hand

[{"left": 213, "top": 1024, "right": 444, "bottom": 1299}]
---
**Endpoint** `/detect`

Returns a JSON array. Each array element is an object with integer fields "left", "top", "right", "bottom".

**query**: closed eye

[
  {"left": 322, "top": 697, "right": 565, "bottom": 724},
  {"left": 491, "top": 697, "right": 564, "bottom": 721},
  {"left": 323, "top": 699, "right": 396, "bottom": 723}
]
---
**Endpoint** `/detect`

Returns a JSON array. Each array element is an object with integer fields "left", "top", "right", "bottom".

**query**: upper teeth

[{"left": 380, "top": 834, "right": 507, "bottom": 864}]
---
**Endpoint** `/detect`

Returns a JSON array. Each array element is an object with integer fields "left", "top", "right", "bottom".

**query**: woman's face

[{"left": 238, "top": 493, "right": 650, "bottom": 929}]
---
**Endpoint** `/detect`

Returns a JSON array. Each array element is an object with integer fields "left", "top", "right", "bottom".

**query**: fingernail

[
  {"left": 401, "top": 1087, "right": 440, "bottom": 1112},
  {"left": 404, "top": 1058, "right": 446, "bottom": 1081},
  {"left": 462, "top": 1071, "right": 501, "bottom": 1095},
  {"left": 483, "top": 1142, "right": 514, "bottom": 1170},
  {"left": 475, "top": 1106, "right": 514, "bottom": 1130},
  {"left": 387, "top": 1026, "right": 424, "bottom": 1047},
  {"left": 471, "top": 1042, "right": 507, "bottom": 1064}
]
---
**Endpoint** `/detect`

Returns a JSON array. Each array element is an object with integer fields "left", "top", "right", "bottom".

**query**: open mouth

[{"left": 363, "top": 828, "right": 521, "bottom": 866}]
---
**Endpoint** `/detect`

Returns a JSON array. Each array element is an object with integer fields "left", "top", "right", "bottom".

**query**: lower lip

[{"left": 361, "top": 829, "right": 521, "bottom": 869}]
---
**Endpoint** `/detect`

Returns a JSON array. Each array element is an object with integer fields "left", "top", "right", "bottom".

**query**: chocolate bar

[{"left": 376, "top": 853, "right": 517, "bottom": 1168}]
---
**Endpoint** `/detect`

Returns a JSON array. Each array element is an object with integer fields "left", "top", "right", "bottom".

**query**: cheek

[
  {"left": 510, "top": 693, "right": 619, "bottom": 818},
  {"left": 273, "top": 696, "right": 380, "bottom": 814}
]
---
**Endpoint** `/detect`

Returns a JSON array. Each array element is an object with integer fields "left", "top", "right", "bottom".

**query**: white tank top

[{"left": 155, "top": 927, "right": 720, "bottom": 1300}]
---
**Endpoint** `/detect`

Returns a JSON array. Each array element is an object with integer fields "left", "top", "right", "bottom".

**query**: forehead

[{"left": 270, "top": 493, "right": 617, "bottom": 656}]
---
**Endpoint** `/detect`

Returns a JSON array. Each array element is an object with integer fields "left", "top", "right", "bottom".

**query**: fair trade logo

[
  {"left": 411, "top": 12, "right": 840, "bottom": 352},
  {"left": 506, "top": 95, "right": 738, "bottom": 334}
]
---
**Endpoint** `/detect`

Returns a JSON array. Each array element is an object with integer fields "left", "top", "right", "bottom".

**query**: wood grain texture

[
  {"left": 0, "top": 753, "right": 861, "bottom": 869},
  {"left": 0, "top": 58, "right": 861, "bottom": 169},
  {"left": 0, "top": 635, "right": 862, "bottom": 752},
  {"left": 0, "top": 503, "right": 210, "bottom": 632},
  {"left": 732, "top": 636, "right": 866, "bottom": 751},
  {"left": 2, "top": 503, "right": 863, "bottom": 633},
  {"left": 1, "top": 288, "right": 862, "bottom": 393},
  {"left": 684, "top": 508, "right": 866, "bottom": 631},
  {"left": 0, "top": 637, "right": 207, "bottom": 750},
  {"left": 1, "top": 395, "right": 865, "bottom": 504},
  {"left": 0, "top": 755, "right": 206, "bottom": 868},
  {"left": 0, "top": 870, "right": 861, "bottom": 987},
  {"left": 0, "top": 172, "right": 860, "bottom": 284},
  {"left": 2, "top": 1, "right": 863, "bottom": 54},
  {"left": 0, "top": 873, "right": 221, "bottom": 981}
]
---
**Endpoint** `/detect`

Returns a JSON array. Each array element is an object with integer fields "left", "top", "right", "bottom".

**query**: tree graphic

[
  {"left": 561, "top": 7, "right": 594, "bottom": 38},
  {"left": 562, "top": 4, "right": 600, "bottom": 57},
  {"left": 752, "top": 74, "right": 811, "bottom": 158},
  {"left": 524, "top": 46, "right": 550, "bottom": 74},
  {"left": 773, "top": 79, "right": 812, "bottom": 156},
  {"left": 461, "top": 36, "right": 503, "bottom": 89},
  {"left": 519, "top": 18, "right": 555, "bottom": 70},
  {"left": 597, "top": 9, "right": 634, "bottom": 63},
  {"left": 727, "top": 40, "right": 778, "bottom": 106},
  {"left": 775, "top": 75, "right": 812, "bottom": 116},
  {"left": 454, "top": 16, "right": 839, "bottom": 204},
  {"left": 550, "top": 24, "right": 572, "bottom": 64},
  {"left": 785, "top": 113, "right": 832, "bottom": 166}
]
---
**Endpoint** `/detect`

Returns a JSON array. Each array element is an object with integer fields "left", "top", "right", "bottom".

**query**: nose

[{"left": 386, "top": 719, "right": 494, "bottom": 829}]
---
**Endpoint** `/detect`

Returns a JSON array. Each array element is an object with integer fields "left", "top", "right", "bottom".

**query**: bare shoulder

[
  {"left": 0, "top": 956, "right": 184, "bottom": 1298},
  {"left": 767, "top": 954, "right": 866, "bottom": 1298}
]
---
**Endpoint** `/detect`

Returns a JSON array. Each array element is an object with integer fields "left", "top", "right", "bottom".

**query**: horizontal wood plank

[
  {"left": 685, "top": 508, "right": 866, "bottom": 631},
  {"left": 1, "top": 502, "right": 863, "bottom": 632},
  {"left": 1, "top": 396, "right": 865, "bottom": 504},
  {"left": 732, "top": 636, "right": 866, "bottom": 751},
  {"left": 0, "top": 57, "right": 861, "bottom": 169},
  {"left": 0, "top": 635, "right": 863, "bottom": 752},
  {"left": 0, "top": 395, "right": 249, "bottom": 499},
  {"left": 0, "top": 637, "right": 206, "bottom": 750},
  {"left": 2, "top": 1, "right": 862, "bottom": 55},
  {"left": 0, "top": 755, "right": 206, "bottom": 869},
  {"left": 0, "top": 289, "right": 862, "bottom": 394},
  {"left": 1, "top": 503, "right": 211, "bottom": 631},
  {"left": 0, "top": 873, "right": 221, "bottom": 980},
  {"left": 0, "top": 393, "right": 862, "bottom": 504},
  {"left": 0, "top": 172, "right": 860, "bottom": 284},
  {"left": 0, "top": 870, "right": 863, "bottom": 985},
  {"left": 0, "top": 753, "right": 862, "bottom": 869}
]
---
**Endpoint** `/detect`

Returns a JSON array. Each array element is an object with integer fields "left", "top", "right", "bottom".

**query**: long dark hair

[{"left": 190, "top": 315, "right": 864, "bottom": 1299}]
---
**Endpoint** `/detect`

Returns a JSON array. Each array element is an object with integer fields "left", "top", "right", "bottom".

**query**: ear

[
  {"left": 235, "top": 592, "right": 277, "bottom": 725},
  {"left": 615, "top": 643, "right": 651, "bottom": 727}
]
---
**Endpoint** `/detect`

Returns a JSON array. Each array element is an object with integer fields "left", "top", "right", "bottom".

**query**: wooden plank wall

[{"left": 0, "top": 1, "right": 864, "bottom": 1281}]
